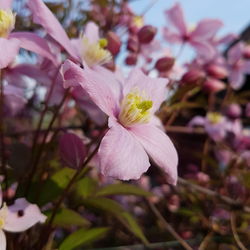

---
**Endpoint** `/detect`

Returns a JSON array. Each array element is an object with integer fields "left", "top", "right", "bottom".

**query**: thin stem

[
  {"left": 141, "top": 0, "right": 159, "bottom": 16},
  {"left": 230, "top": 212, "right": 247, "bottom": 250},
  {"left": 146, "top": 199, "right": 193, "bottom": 250},
  {"left": 198, "top": 231, "right": 214, "bottom": 250}
]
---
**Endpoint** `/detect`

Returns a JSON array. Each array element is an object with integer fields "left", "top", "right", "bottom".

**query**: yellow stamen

[
  {"left": 0, "top": 203, "right": 8, "bottom": 229},
  {"left": 81, "top": 37, "right": 112, "bottom": 67},
  {"left": 119, "top": 88, "right": 153, "bottom": 126},
  {"left": 0, "top": 9, "right": 15, "bottom": 37},
  {"left": 133, "top": 16, "right": 144, "bottom": 28},
  {"left": 207, "top": 112, "right": 223, "bottom": 124}
]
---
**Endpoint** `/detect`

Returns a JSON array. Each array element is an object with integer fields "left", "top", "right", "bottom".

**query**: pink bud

[
  {"left": 206, "top": 64, "right": 228, "bottom": 79},
  {"left": 155, "top": 57, "right": 175, "bottom": 72},
  {"left": 59, "top": 133, "right": 87, "bottom": 169},
  {"left": 137, "top": 25, "right": 157, "bottom": 44},
  {"left": 125, "top": 53, "right": 138, "bottom": 65},
  {"left": 127, "top": 36, "right": 139, "bottom": 53},
  {"left": 181, "top": 69, "right": 205, "bottom": 85},
  {"left": 225, "top": 103, "right": 242, "bottom": 119},
  {"left": 203, "top": 78, "right": 225, "bottom": 93},
  {"left": 243, "top": 45, "right": 250, "bottom": 59},
  {"left": 106, "top": 31, "right": 121, "bottom": 56}
]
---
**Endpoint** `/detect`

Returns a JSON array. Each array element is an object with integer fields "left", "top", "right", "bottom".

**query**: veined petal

[
  {"left": 61, "top": 60, "right": 119, "bottom": 117},
  {"left": 229, "top": 70, "right": 244, "bottom": 90},
  {"left": 124, "top": 68, "right": 168, "bottom": 112},
  {"left": 98, "top": 122, "right": 150, "bottom": 180},
  {"left": 9, "top": 32, "right": 58, "bottom": 65},
  {"left": 191, "top": 19, "right": 223, "bottom": 41},
  {"left": 0, "top": 38, "right": 19, "bottom": 69},
  {"left": 165, "top": 3, "right": 187, "bottom": 35},
  {"left": 0, "top": 0, "right": 12, "bottom": 9},
  {"left": 131, "top": 124, "right": 178, "bottom": 185},
  {"left": 163, "top": 27, "right": 183, "bottom": 44},
  {"left": 3, "top": 198, "right": 46, "bottom": 232},
  {"left": 84, "top": 22, "right": 99, "bottom": 44},
  {"left": 27, "top": 0, "right": 79, "bottom": 60},
  {"left": 191, "top": 40, "right": 216, "bottom": 60},
  {"left": 0, "top": 230, "right": 6, "bottom": 250}
]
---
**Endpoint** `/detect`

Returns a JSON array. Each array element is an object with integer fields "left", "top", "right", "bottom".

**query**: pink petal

[
  {"left": 191, "top": 19, "right": 223, "bottom": 41},
  {"left": 98, "top": 121, "right": 150, "bottom": 180},
  {"left": 61, "top": 60, "right": 119, "bottom": 117},
  {"left": 227, "top": 43, "right": 243, "bottom": 64},
  {"left": 191, "top": 40, "right": 216, "bottom": 59},
  {"left": 0, "top": 186, "right": 2, "bottom": 207},
  {"left": 163, "top": 27, "right": 183, "bottom": 44},
  {"left": 0, "top": 38, "right": 20, "bottom": 69},
  {"left": 84, "top": 22, "right": 99, "bottom": 44},
  {"left": 9, "top": 32, "right": 58, "bottom": 65},
  {"left": 27, "top": 0, "right": 79, "bottom": 60},
  {"left": 124, "top": 68, "right": 168, "bottom": 112},
  {"left": 0, "top": 0, "right": 12, "bottom": 9},
  {"left": 3, "top": 198, "right": 46, "bottom": 232},
  {"left": 165, "top": 3, "right": 187, "bottom": 36},
  {"left": 188, "top": 116, "right": 206, "bottom": 127},
  {"left": 229, "top": 70, "right": 244, "bottom": 90},
  {"left": 0, "top": 230, "right": 6, "bottom": 250},
  {"left": 131, "top": 124, "right": 178, "bottom": 185}
]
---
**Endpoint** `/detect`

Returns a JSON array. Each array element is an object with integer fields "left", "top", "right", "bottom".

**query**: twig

[
  {"left": 198, "top": 231, "right": 214, "bottom": 250},
  {"left": 230, "top": 212, "right": 247, "bottom": 250},
  {"left": 178, "top": 177, "right": 250, "bottom": 213},
  {"left": 146, "top": 199, "right": 193, "bottom": 250}
]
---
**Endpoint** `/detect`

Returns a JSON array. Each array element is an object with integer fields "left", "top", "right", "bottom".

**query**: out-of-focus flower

[
  {"left": 0, "top": 185, "right": 46, "bottom": 250},
  {"left": 203, "top": 77, "right": 225, "bottom": 93},
  {"left": 61, "top": 60, "right": 178, "bottom": 184},
  {"left": 245, "top": 103, "right": 250, "bottom": 117},
  {"left": 137, "top": 25, "right": 157, "bottom": 44},
  {"left": 163, "top": 3, "right": 223, "bottom": 58},
  {"left": 225, "top": 103, "right": 242, "bottom": 119},
  {"left": 227, "top": 42, "right": 250, "bottom": 89}
]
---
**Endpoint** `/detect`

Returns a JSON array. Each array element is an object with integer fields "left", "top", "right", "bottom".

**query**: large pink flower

[
  {"left": 61, "top": 60, "right": 178, "bottom": 184},
  {"left": 163, "top": 3, "right": 223, "bottom": 58},
  {"left": 0, "top": 185, "right": 46, "bottom": 250}
]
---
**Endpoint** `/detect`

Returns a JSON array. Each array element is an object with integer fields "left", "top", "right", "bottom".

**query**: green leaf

[
  {"left": 59, "top": 227, "right": 109, "bottom": 250},
  {"left": 45, "top": 208, "right": 91, "bottom": 228},
  {"left": 82, "top": 198, "right": 148, "bottom": 244},
  {"left": 74, "top": 177, "right": 97, "bottom": 199},
  {"left": 95, "top": 183, "right": 152, "bottom": 197},
  {"left": 37, "top": 168, "right": 76, "bottom": 206}
]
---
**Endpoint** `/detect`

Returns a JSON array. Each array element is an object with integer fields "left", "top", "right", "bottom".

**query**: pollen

[
  {"left": 207, "top": 112, "right": 223, "bottom": 124},
  {"left": 119, "top": 88, "right": 153, "bottom": 127},
  {"left": 0, "top": 9, "right": 15, "bottom": 38},
  {"left": 81, "top": 37, "right": 112, "bottom": 67}
]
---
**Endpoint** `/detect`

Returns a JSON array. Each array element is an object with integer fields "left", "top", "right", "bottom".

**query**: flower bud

[
  {"left": 125, "top": 53, "right": 138, "bottom": 65},
  {"left": 203, "top": 78, "right": 225, "bottom": 93},
  {"left": 206, "top": 64, "right": 228, "bottom": 79},
  {"left": 137, "top": 25, "right": 157, "bottom": 44},
  {"left": 225, "top": 103, "right": 242, "bottom": 119},
  {"left": 181, "top": 69, "right": 205, "bottom": 85},
  {"left": 127, "top": 36, "right": 139, "bottom": 53},
  {"left": 155, "top": 57, "right": 175, "bottom": 72},
  {"left": 243, "top": 45, "right": 250, "bottom": 59},
  {"left": 106, "top": 31, "right": 121, "bottom": 56}
]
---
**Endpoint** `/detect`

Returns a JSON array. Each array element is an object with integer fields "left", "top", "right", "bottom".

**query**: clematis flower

[
  {"left": 0, "top": 0, "right": 57, "bottom": 69},
  {"left": 227, "top": 42, "right": 250, "bottom": 89},
  {"left": 0, "top": 186, "right": 46, "bottom": 250},
  {"left": 61, "top": 60, "right": 178, "bottom": 184},
  {"left": 163, "top": 3, "right": 223, "bottom": 58}
]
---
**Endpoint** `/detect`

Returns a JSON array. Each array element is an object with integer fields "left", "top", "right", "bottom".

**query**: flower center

[
  {"left": 119, "top": 88, "right": 153, "bottom": 127},
  {"left": 81, "top": 37, "right": 112, "bottom": 67},
  {"left": 0, "top": 203, "right": 7, "bottom": 229},
  {"left": 207, "top": 112, "right": 223, "bottom": 124},
  {"left": 0, "top": 9, "right": 15, "bottom": 38}
]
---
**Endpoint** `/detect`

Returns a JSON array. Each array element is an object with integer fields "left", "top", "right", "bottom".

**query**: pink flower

[
  {"left": 163, "top": 3, "right": 223, "bottom": 58},
  {"left": 0, "top": 0, "right": 57, "bottom": 69},
  {"left": 227, "top": 42, "right": 250, "bottom": 89},
  {"left": 61, "top": 60, "right": 178, "bottom": 184},
  {"left": 0, "top": 186, "right": 46, "bottom": 250}
]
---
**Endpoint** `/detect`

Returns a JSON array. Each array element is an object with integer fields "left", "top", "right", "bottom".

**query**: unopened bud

[
  {"left": 181, "top": 69, "right": 205, "bottom": 85},
  {"left": 243, "top": 45, "right": 250, "bottom": 59},
  {"left": 155, "top": 57, "right": 175, "bottom": 72},
  {"left": 206, "top": 64, "right": 228, "bottom": 79},
  {"left": 225, "top": 103, "right": 242, "bottom": 119},
  {"left": 203, "top": 78, "right": 225, "bottom": 93},
  {"left": 125, "top": 53, "right": 138, "bottom": 65},
  {"left": 106, "top": 31, "right": 121, "bottom": 56},
  {"left": 127, "top": 36, "right": 139, "bottom": 53},
  {"left": 137, "top": 25, "right": 157, "bottom": 44}
]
